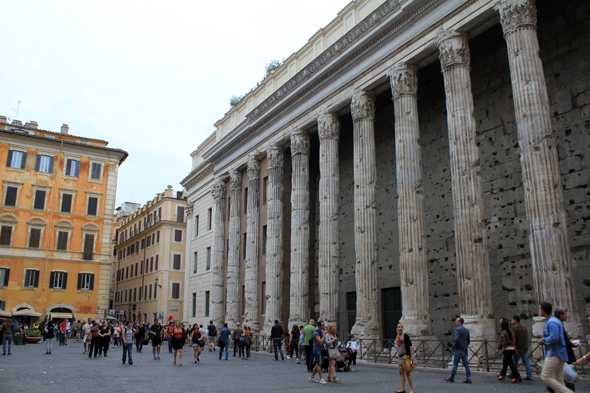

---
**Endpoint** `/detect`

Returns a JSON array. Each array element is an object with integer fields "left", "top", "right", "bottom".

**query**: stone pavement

[{"left": 0, "top": 340, "right": 581, "bottom": 392}]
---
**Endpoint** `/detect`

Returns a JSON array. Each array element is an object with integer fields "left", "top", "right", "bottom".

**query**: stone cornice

[{"left": 181, "top": 162, "right": 214, "bottom": 190}]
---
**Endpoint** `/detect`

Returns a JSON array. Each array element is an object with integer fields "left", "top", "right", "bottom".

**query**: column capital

[
  {"left": 211, "top": 178, "right": 226, "bottom": 200},
  {"left": 267, "top": 145, "right": 284, "bottom": 169},
  {"left": 247, "top": 156, "right": 260, "bottom": 180},
  {"left": 498, "top": 0, "right": 537, "bottom": 36},
  {"left": 229, "top": 169, "right": 241, "bottom": 190},
  {"left": 437, "top": 30, "right": 470, "bottom": 69},
  {"left": 184, "top": 201, "right": 194, "bottom": 220},
  {"left": 290, "top": 130, "right": 310, "bottom": 156},
  {"left": 351, "top": 91, "right": 375, "bottom": 122},
  {"left": 389, "top": 62, "right": 418, "bottom": 100},
  {"left": 318, "top": 114, "right": 340, "bottom": 140}
]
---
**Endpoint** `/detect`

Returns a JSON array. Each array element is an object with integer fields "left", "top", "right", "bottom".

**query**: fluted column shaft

[
  {"left": 263, "top": 145, "right": 284, "bottom": 334},
  {"left": 498, "top": 0, "right": 580, "bottom": 336},
  {"left": 350, "top": 92, "right": 380, "bottom": 340},
  {"left": 438, "top": 31, "right": 494, "bottom": 337},
  {"left": 244, "top": 157, "right": 261, "bottom": 332},
  {"left": 318, "top": 114, "right": 340, "bottom": 326},
  {"left": 211, "top": 179, "right": 227, "bottom": 326},
  {"left": 390, "top": 63, "right": 431, "bottom": 337},
  {"left": 226, "top": 169, "right": 242, "bottom": 326},
  {"left": 289, "top": 131, "right": 311, "bottom": 329}
]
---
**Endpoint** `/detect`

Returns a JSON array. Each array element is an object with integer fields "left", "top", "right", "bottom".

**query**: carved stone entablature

[
  {"left": 498, "top": 0, "right": 537, "bottom": 36},
  {"left": 351, "top": 91, "right": 376, "bottom": 122},
  {"left": 318, "top": 114, "right": 340, "bottom": 141},
  {"left": 185, "top": 201, "right": 194, "bottom": 219},
  {"left": 389, "top": 63, "right": 418, "bottom": 100},
  {"left": 230, "top": 169, "right": 242, "bottom": 190},
  {"left": 437, "top": 30, "right": 470, "bottom": 69},
  {"left": 211, "top": 178, "right": 226, "bottom": 200},
  {"left": 247, "top": 156, "right": 260, "bottom": 180},
  {"left": 267, "top": 145, "right": 284, "bottom": 169},
  {"left": 290, "top": 130, "right": 310, "bottom": 156}
]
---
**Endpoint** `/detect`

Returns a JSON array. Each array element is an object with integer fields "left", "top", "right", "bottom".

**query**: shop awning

[
  {"left": 0, "top": 310, "right": 11, "bottom": 317},
  {"left": 50, "top": 312, "right": 73, "bottom": 319},
  {"left": 12, "top": 309, "right": 42, "bottom": 317}
]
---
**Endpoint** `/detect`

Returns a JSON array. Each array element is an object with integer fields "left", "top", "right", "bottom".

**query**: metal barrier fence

[{"left": 248, "top": 335, "right": 589, "bottom": 376}]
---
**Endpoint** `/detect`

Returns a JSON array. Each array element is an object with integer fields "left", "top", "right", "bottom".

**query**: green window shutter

[
  {"left": 62, "top": 272, "right": 68, "bottom": 289},
  {"left": 6, "top": 150, "right": 12, "bottom": 167},
  {"left": 89, "top": 274, "right": 94, "bottom": 291},
  {"left": 49, "top": 272, "right": 55, "bottom": 288},
  {"left": 33, "top": 271, "right": 39, "bottom": 288},
  {"left": 35, "top": 154, "right": 40, "bottom": 171},
  {"left": 3, "top": 268, "right": 10, "bottom": 286}
]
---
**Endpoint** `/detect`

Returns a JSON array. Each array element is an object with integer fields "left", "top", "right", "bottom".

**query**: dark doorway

[{"left": 382, "top": 287, "right": 402, "bottom": 340}]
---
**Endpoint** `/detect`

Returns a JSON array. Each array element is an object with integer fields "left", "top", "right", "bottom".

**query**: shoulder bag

[{"left": 404, "top": 355, "right": 417, "bottom": 372}]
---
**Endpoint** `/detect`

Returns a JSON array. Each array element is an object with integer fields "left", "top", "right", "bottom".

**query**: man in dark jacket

[
  {"left": 270, "top": 320, "right": 284, "bottom": 361},
  {"left": 445, "top": 317, "right": 471, "bottom": 383},
  {"left": 511, "top": 315, "right": 533, "bottom": 380}
]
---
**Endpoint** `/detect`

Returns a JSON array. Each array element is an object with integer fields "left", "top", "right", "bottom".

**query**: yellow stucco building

[{"left": 0, "top": 116, "right": 127, "bottom": 323}]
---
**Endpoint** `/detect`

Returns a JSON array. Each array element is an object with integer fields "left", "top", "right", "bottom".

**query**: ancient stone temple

[{"left": 183, "top": 0, "right": 590, "bottom": 340}]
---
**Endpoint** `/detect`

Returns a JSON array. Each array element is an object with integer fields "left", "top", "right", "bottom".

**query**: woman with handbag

[
  {"left": 191, "top": 324, "right": 202, "bottom": 363},
  {"left": 395, "top": 323, "right": 415, "bottom": 393},
  {"left": 496, "top": 319, "right": 521, "bottom": 383},
  {"left": 324, "top": 324, "right": 340, "bottom": 383}
]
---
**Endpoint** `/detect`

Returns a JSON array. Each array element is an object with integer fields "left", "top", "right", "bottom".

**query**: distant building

[
  {"left": 0, "top": 116, "right": 127, "bottom": 323},
  {"left": 113, "top": 188, "right": 186, "bottom": 323}
]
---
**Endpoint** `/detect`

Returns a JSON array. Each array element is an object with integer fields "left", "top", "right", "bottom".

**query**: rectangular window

[
  {"left": 87, "top": 197, "right": 98, "bottom": 216},
  {"left": 154, "top": 283, "right": 158, "bottom": 299},
  {"left": 193, "top": 252, "right": 198, "bottom": 274},
  {"left": 206, "top": 247, "right": 211, "bottom": 270},
  {"left": 24, "top": 269, "right": 39, "bottom": 288},
  {"left": 135, "top": 263, "right": 138, "bottom": 277},
  {"left": 28, "top": 228, "right": 42, "bottom": 248},
  {"left": 140, "top": 260, "right": 144, "bottom": 275},
  {"left": 138, "top": 221, "right": 141, "bottom": 233},
  {"left": 49, "top": 271, "right": 67, "bottom": 289},
  {"left": 4, "top": 186, "right": 17, "bottom": 206},
  {"left": 33, "top": 190, "right": 46, "bottom": 210},
  {"left": 65, "top": 159, "right": 80, "bottom": 177},
  {"left": 195, "top": 215, "right": 199, "bottom": 237},
  {"left": 147, "top": 236, "right": 151, "bottom": 247},
  {"left": 192, "top": 293, "right": 197, "bottom": 318},
  {"left": 207, "top": 208, "right": 212, "bottom": 231},
  {"left": 61, "top": 193, "right": 73, "bottom": 213},
  {"left": 158, "top": 207, "right": 162, "bottom": 221},
  {"left": 125, "top": 290, "right": 128, "bottom": 303},
  {"left": 6, "top": 150, "right": 27, "bottom": 169},
  {"left": 150, "top": 257, "right": 153, "bottom": 272},
  {"left": 141, "top": 239, "right": 145, "bottom": 250},
  {"left": 133, "top": 288, "right": 137, "bottom": 302},
  {"left": 177, "top": 206, "right": 184, "bottom": 223},
  {"left": 83, "top": 234, "right": 94, "bottom": 260},
  {"left": 156, "top": 231, "right": 160, "bottom": 243},
  {"left": 144, "top": 285, "right": 147, "bottom": 300},
  {"left": 0, "top": 301, "right": 4, "bottom": 311},
  {"left": 149, "top": 284, "right": 152, "bottom": 300},
  {"left": 244, "top": 188, "right": 248, "bottom": 214},
  {"left": 56, "top": 231, "right": 68, "bottom": 250},
  {"left": 205, "top": 291, "right": 210, "bottom": 317},
  {"left": 77, "top": 273, "right": 94, "bottom": 291},
  {"left": 173, "top": 254, "right": 181, "bottom": 270},
  {"left": 139, "top": 286, "right": 142, "bottom": 301},
  {"left": 172, "top": 283, "right": 180, "bottom": 299},
  {"left": 151, "top": 233, "right": 155, "bottom": 245},
  {"left": 155, "top": 255, "right": 159, "bottom": 270},
  {"left": 174, "top": 230, "right": 182, "bottom": 242},
  {"left": 243, "top": 233, "right": 247, "bottom": 259},
  {"left": 35, "top": 154, "right": 54, "bottom": 173},
  {"left": 347, "top": 292, "right": 357, "bottom": 334},
  {"left": 0, "top": 226, "right": 13, "bottom": 246},
  {"left": 263, "top": 177, "right": 269, "bottom": 204},
  {"left": 262, "top": 225, "right": 268, "bottom": 255},
  {"left": 130, "top": 244, "right": 135, "bottom": 254},
  {"left": 126, "top": 266, "right": 129, "bottom": 280},
  {"left": 0, "top": 268, "right": 9, "bottom": 286},
  {"left": 90, "top": 163, "right": 102, "bottom": 180}
]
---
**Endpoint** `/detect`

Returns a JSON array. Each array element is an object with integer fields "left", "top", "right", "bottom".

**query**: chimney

[
  {"left": 24, "top": 121, "right": 38, "bottom": 129},
  {"left": 61, "top": 124, "right": 69, "bottom": 134},
  {"left": 12, "top": 119, "right": 23, "bottom": 126}
]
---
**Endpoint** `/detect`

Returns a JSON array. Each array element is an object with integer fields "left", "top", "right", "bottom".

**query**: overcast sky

[{"left": 1, "top": 0, "right": 351, "bottom": 208}]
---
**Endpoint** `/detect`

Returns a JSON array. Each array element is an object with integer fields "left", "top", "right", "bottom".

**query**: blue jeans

[
  {"left": 2, "top": 334, "right": 11, "bottom": 354},
  {"left": 273, "top": 338, "right": 283, "bottom": 360},
  {"left": 449, "top": 350, "right": 471, "bottom": 380},
  {"left": 168, "top": 337, "right": 173, "bottom": 352},
  {"left": 122, "top": 343, "right": 133, "bottom": 363},
  {"left": 513, "top": 347, "right": 533, "bottom": 378},
  {"left": 218, "top": 340, "right": 228, "bottom": 359}
]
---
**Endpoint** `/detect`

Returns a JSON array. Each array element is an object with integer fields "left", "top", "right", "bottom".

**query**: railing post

[{"left": 484, "top": 339, "right": 489, "bottom": 372}]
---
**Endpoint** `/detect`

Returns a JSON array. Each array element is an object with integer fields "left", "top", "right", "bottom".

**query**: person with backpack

[
  {"left": 207, "top": 320, "right": 217, "bottom": 351},
  {"left": 121, "top": 321, "right": 135, "bottom": 365},
  {"left": 218, "top": 322, "right": 230, "bottom": 360}
]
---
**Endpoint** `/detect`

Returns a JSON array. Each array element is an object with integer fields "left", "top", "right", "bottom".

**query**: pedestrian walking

[
  {"left": 538, "top": 302, "right": 572, "bottom": 393},
  {"left": 395, "top": 323, "right": 414, "bottom": 392},
  {"left": 346, "top": 334, "right": 358, "bottom": 371},
  {"left": 511, "top": 315, "right": 533, "bottom": 380},
  {"left": 136, "top": 322, "right": 146, "bottom": 353},
  {"left": 270, "top": 319, "right": 284, "bottom": 361},
  {"left": 44, "top": 320, "right": 55, "bottom": 355},
  {"left": 444, "top": 317, "right": 472, "bottom": 383},
  {"left": 88, "top": 321, "right": 100, "bottom": 358},
  {"left": 121, "top": 321, "right": 135, "bottom": 365},
  {"left": 242, "top": 325, "right": 251, "bottom": 359},
  {"left": 289, "top": 325, "right": 300, "bottom": 363},
  {"left": 1, "top": 318, "right": 13, "bottom": 355},
  {"left": 325, "top": 324, "right": 340, "bottom": 383},
  {"left": 150, "top": 319, "right": 163, "bottom": 360},
  {"left": 303, "top": 319, "right": 316, "bottom": 372},
  {"left": 496, "top": 319, "right": 521, "bottom": 383},
  {"left": 82, "top": 318, "right": 93, "bottom": 354},
  {"left": 166, "top": 322, "right": 174, "bottom": 353},
  {"left": 232, "top": 322, "right": 243, "bottom": 357},
  {"left": 65, "top": 320, "right": 71, "bottom": 345},
  {"left": 99, "top": 320, "right": 111, "bottom": 357},
  {"left": 573, "top": 315, "right": 590, "bottom": 376},
  {"left": 309, "top": 320, "right": 327, "bottom": 384},
  {"left": 191, "top": 324, "right": 202, "bottom": 363},
  {"left": 112, "top": 321, "right": 120, "bottom": 348},
  {"left": 218, "top": 322, "right": 230, "bottom": 360},
  {"left": 171, "top": 321, "right": 185, "bottom": 366},
  {"left": 207, "top": 320, "right": 217, "bottom": 352},
  {"left": 556, "top": 307, "right": 578, "bottom": 391}
]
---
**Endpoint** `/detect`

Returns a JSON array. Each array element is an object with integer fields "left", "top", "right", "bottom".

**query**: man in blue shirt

[
  {"left": 444, "top": 317, "right": 471, "bottom": 383},
  {"left": 538, "top": 302, "right": 572, "bottom": 393},
  {"left": 309, "top": 321, "right": 326, "bottom": 384},
  {"left": 218, "top": 322, "right": 230, "bottom": 360}
]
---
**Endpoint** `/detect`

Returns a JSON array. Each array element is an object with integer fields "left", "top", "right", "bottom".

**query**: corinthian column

[
  {"left": 244, "top": 156, "right": 261, "bottom": 332},
  {"left": 498, "top": 0, "right": 581, "bottom": 337},
  {"left": 438, "top": 31, "right": 494, "bottom": 338},
  {"left": 389, "top": 63, "right": 431, "bottom": 337},
  {"left": 318, "top": 114, "right": 340, "bottom": 326},
  {"left": 289, "top": 130, "right": 311, "bottom": 329},
  {"left": 226, "top": 169, "right": 242, "bottom": 326},
  {"left": 350, "top": 91, "right": 380, "bottom": 340},
  {"left": 211, "top": 178, "right": 227, "bottom": 327},
  {"left": 263, "top": 145, "right": 284, "bottom": 335}
]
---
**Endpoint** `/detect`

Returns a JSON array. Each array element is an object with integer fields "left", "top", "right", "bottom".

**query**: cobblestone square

[{"left": 1, "top": 340, "right": 578, "bottom": 392}]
